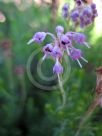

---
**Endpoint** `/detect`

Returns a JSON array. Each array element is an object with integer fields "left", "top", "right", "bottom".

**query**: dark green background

[{"left": 0, "top": 0, "right": 102, "bottom": 136}]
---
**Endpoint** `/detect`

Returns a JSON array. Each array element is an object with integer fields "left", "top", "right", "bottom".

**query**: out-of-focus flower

[
  {"left": 1, "top": 39, "right": 12, "bottom": 58},
  {"left": 75, "top": 0, "right": 93, "bottom": 4},
  {"left": 71, "top": 0, "right": 98, "bottom": 28},
  {"left": 76, "top": 0, "right": 83, "bottom": 6},
  {"left": 1, "top": 39, "right": 11, "bottom": 50},
  {"left": 14, "top": 0, "right": 21, "bottom": 5},
  {"left": 15, "top": 66, "right": 24, "bottom": 76},
  {"left": 0, "top": 11, "right": 6, "bottom": 23},
  {"left": 62, "top": 0, "right": 97, "bottom": 28},
  {"left": 62, "top": 3, "right": 69, "bottom": 18}
]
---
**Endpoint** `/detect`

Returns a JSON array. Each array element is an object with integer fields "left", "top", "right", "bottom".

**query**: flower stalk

[{"left": 57, "top": 74, "right": 66, "bottom": 109}]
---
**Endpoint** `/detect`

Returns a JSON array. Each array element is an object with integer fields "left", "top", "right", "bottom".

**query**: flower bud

[
  {"left": 56, "top": 25, "right": 64, "bottom": 36},
  {"left": 53, "top": 59, "right": 63, "bottom": 74}
]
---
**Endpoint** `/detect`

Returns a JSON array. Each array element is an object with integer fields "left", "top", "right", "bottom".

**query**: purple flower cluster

[
  {"left": 62, "top": 3, "right": 69, "bottom": 18},
  {"left": 28, "top": 25, "right": 89, "bottom": 75},
  {"left": 62, "top": 0, "right": 98, "bottom": 28}
]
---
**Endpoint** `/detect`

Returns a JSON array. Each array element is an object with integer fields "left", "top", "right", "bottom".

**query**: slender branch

[
  {"left": 75, "top": 66, "right": 102, "bottom": 136},
  {"left": 75, "top": 99, "right": 99, "bottom": 136}
]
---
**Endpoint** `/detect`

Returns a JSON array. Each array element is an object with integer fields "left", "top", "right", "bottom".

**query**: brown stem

[
  {"left": 75, "top": 66, "right": 102, "bottom": 136},
  {"left": 75, "top": 99, "right": 100, "bottom": 136},
  {"left": 51, "top": 0, "right": 59, "bottom": 24}
]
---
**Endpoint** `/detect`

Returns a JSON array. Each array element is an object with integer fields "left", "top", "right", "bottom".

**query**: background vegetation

[{"left": 0, "top": 0, "right": 102, "bottom": 136}]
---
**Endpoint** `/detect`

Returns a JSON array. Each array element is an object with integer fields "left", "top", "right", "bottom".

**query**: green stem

[
  {"left": 57, "top": 74, "right": 66, "bottom": 109},
  {"left": 5, "top": 56, "right": 14, "bottom": 91},
  {"left": 18, "top": 74, "right": 26, "bottom": 107}
]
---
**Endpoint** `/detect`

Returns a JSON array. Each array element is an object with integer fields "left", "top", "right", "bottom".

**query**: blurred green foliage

[{"left": 0, "top": 0, "right": 102, "bottom": 136}]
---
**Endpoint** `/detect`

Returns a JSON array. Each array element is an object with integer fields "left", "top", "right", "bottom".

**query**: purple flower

[
  {"left": 82, "top": 7, "right": 92, "bottom": 17},
  {"left": 70, "top": 48, "right": 82, "bottom": 60},
  {"left": 61, "top": 35, "right": 71, "bottom": 47},
  {"left": 43, "top": 44, "right": 53, "bottom": 55},
  {"left": 62, "top": 12, "right": 69, "bottom": 18},
  {"left": 91, "top": 3, "right": 96, "bottom": 10},
  {"left": 92, "top": 8, "right": 98, "bottom": 18},
  {"left": 62, "top": 3, "right": 69, "bottom": 11},
  {"left": 62, "top": 3, "right": 69, "bottom": 18},
  {"left": 60, "top": 35, "right": 72, "bottom": 55},
  {"left": 53, "top": 59, "right": 63, "bottom": 74},
  {"left": 69, "top": 1, "right": 98, "bottom": 28},
  {"left": 61, "top": 31, "right": 90, "bottom": 49},
  {"left": 28, "top": 25, "right": 89, "bottom": 70},
  {"left": 27, "top": 32, "right": 46, "bottom": 44},
  {"left": 62, "top": 1, "right": 97, "bottom": 28},
  {"left": 70, "top": 32, "right": 90, "bottom": 48},
  {"left": 70, "top": 48, "right": 88, "bottom": 68},
  {"left": 65, "top": 32, "right": 75, "bottom": 40},
  {"left": 73, "top": 33, "right": 86, "bottom": 44},
  {"left": 71, "top": 10, "right": 79, "bottom": 22},
  {"left": 76, "top": 0, "right": 83, "bottom": 6},
  {"left": 42, "top": 44, "right": 53, "bottom": 60}
]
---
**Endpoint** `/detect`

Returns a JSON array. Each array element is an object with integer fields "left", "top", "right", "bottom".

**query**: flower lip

[
  {"left": 45, "top": 47, "right": 52, "bottom": 52},
  {"left": 43, "top": 44, "right": 53, "bottom": 55},
  {"left": 61, "top": 35, "right": 71, "bottom": 45}
]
